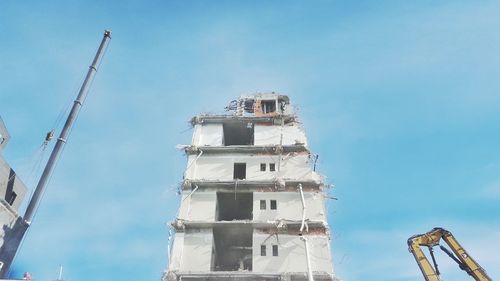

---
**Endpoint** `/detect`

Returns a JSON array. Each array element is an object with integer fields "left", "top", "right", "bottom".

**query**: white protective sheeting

[
  {"left": 253, "top": 233, "right": 333, "bottom": 274},
  {"left": 178, "top": 191, "right": 325, "bottom": 222},
  {"left": 185, "top": 154, "right": 316, "bottom": 182},
  {"left": 168, "top": 232, "right": 184, "bottom": 270},
  {"left": 254, "top": 123, "right": 308, "bottom": 146},
  {"left": 170, "top": 230, "right": 214, "bottom": 272},
  {"left": 191, "top": 124, "right": 223, "bottom": 146},
  {"left": 253, "top": 192, "right": 325, "bottom": 222},
  {"left": 178, "top": 191, "right": 217, "bottom": 221}
]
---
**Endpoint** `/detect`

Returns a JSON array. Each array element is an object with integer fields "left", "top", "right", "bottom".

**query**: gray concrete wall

[
  {"left": 253, "top": 192, "right": 326, "bottom": 222},
  {"left": 0, "top": 118, "right": 9, "bottom": 153},
  {"left": 169, "top": 230, "right": 334, "bottom": 275},
  {"left": 191, "top": 123, "right": 307, "bottom": 147},
  {"left": 192, "top": 124, "right": 223, "bottom": 146},
  {"left": 254, "top": 124, "right": 307, "bottom": 146},
  {"left": 0, "top": 157, "right": 27, "bottom": 211},
  {"left": 178, "top": 191, "right": 326, "bottom": 222},
  {"left": 169, "top": 229, "right": 333, "bottom": 274},
  {"left": 0, "top": 200, "right": 19, "bottom": 246},
  {"left": 178, "top": 191, "right": 217, "bottom": 221},
  {"left": 169, "top": 230, "right": 213, "bottom": 272},
  {"left": 253, "top": 233, "right": 333, "bottom": 274},
  {"left": 185, "top": 154, "right": 319, "bottom": 182}
]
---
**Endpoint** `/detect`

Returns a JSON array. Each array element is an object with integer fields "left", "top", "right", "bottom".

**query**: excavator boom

[{"left": 407, "top": 227, "right": 491, "bottom": 281}]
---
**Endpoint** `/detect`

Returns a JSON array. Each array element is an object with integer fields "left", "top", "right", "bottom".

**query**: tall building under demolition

[{"left": 165, "top": 93, "right": 338, "bottom": 281}]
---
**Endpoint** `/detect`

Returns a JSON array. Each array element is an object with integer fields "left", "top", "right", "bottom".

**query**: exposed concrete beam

[
  {"left": 171, "top": 220, "right": 328, "bottom": 232},
  {"left": 164, "top": 271, "right": 337, "bottom": 281},
  {"left": 182, "top": 180, "right": 323, "bottom": 190},
  {"left": 184, "top": 145, "right": 309, "bottom": 155},
  {"left": 190, "top": 115, "right": 296, "bottom": 126}
]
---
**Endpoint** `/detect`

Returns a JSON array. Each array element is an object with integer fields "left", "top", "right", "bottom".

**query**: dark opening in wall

[
  {"left": 269, "top": 163, "right": 276, "bottom": 171},
  {"left": 223, "top": 122, "right": 254, "bottom": 146},
  {"left": 260, "top": 200, "right": 266, "bottom": 210},
  {"left": 270, "top": 200, "right": 277, "bottom": 210},
  {"left": 272, "top": 245, "right": 278, "bottom": 256},
  {"left": 260, "top": 163, "right": 266, "bottom": 171},
  {"left": 233, "top": 163, "right": 246, "bottom": 180},
  {"left": 262, "top": 100, "right": 276, "bottom": 114},
  {"left": 8, "top": 192, "right": 16, "bottom": 205},
  {"left": 216, "top": 192, "right": 253, "bottom": 221},
  {"left": 212, "top": 225, "right": 253, "bottom": 271},
  {"left": 261, "top": 245, "right": 266, "bottom": 256}
]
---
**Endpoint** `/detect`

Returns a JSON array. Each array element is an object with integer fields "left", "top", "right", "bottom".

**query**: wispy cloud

[{"left": 480, "top": 181, "right": 500, "bottom": 198}]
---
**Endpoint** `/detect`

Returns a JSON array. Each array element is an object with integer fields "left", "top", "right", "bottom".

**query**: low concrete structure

[{"left": 165, "top": 94, "right": 339, "bottom": 281}]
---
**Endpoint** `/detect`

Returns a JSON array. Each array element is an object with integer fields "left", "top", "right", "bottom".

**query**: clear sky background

[{"left": 1, "top": 1, "right": 499, "bottom": 281}]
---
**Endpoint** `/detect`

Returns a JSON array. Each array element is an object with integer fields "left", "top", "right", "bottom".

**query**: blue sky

[{"left": 1, "top": 1, "right": 499, "bottom": 280}]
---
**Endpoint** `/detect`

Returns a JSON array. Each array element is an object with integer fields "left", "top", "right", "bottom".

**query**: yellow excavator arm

[{"left": 407, "top": 227, "right": 491, "bottom": 281}]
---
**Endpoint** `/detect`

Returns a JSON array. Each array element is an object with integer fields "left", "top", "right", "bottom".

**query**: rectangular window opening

[
  {"left": 261, "top": 245, "right": 266, "bottom": 256},
  {"left": 260, "top": 163, "right": 266, "bottom": 171},
  {"left": 270, "top": 200, "right": 277, "bottom": 210},
  {"left": 269, "top": 163, "right": 276, "bottom": 171},
  {"left": 262, "top": 100, "right": 277, "bottom": 114},
  {"left": 272, "top": 245, "right": 278, "bottom": 256},
  {"left": 223, "top": 122, "right": 254, "bottom": 146},
  {"left": 216, "top": 192, "right": 253, "bottom": 221},
  {"left": 260, "top": 200, "right": 266, "bottom": 210},
  {"left": 212, "top": 225, "right": 253, "bottom": 271},
  {"left": 233, "top": 163, "right": 246, "bottom": 180},
  {"left": 8, "top": 192, "right": 16, "bottom": 206}
]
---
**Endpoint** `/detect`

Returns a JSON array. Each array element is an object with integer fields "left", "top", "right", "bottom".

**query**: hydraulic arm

[{"left": 407, "top": 227, "right": 491, "bottom": 281}]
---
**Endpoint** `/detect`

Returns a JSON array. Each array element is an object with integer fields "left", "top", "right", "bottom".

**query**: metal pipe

[
  {"left": 298, "top": 183, "right": 307, "bottom": 232},
  {"left": 277, "top": 116, "right": 284, "bottom": 172},
  {"left": 182, "top": 185, "right": 199, "bottom": 202},
  {"left": 24, "top": 30, "right": 112, "bottom": 223},
  {"left": 300, "top": 236, "right": 314, "bottom": 281},
  {"left": 184, "top": 149, "right": 203, "bottom": 180}
]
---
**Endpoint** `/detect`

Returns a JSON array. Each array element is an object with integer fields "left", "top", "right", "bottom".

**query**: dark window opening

[
  {"left": 216, "top": 192, "right": 253, "bottom": 221},
  {"left": 272, "top": 245, "right": 278, "bottom": 256},
  {"left": 270, "top": 200, "right": 277, "bottom": 210},
  {"left": 269, "top": 163, "right": 276, "bottom": 171},
  {"left": 213, "top": 225, "right": 253, "bottom": 271},
  {"left": 233, "top": 163, "right": 246, "bottom": 180},
  {"left": 261, "top": 245, "right": 266, "bottom": 256},
  {"left": 260, "top": 200, "right": 266, "bottom": 210},
  {"left": 8, "top": 192, "right": 16, "bottom": 205},
  {"left": 223, "top": 122, "right": 254, "bottom": 146},
  {"left": 279, "top": 99, "right": 287, "bottom": 112},
  {"left": 244, "top": 99, "right": 255, "bottom": 113},
  {"left": 262, "top": 100, "right": 276, "bottom": 114},
  {"left": 260, "top": 163, "right": 266, "bottom": 171}
]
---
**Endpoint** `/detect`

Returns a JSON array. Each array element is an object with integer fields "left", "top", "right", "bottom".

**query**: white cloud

[{"left": 481, "top": 181, "right": 500, "bottom": 198}]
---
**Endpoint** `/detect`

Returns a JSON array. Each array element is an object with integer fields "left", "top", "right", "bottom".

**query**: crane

[
  {"left": 0, "top": 30, "right": 111, "bottom": 277},
  {"left": 407, "top": 227, "right": 491, "bottom": 281}
]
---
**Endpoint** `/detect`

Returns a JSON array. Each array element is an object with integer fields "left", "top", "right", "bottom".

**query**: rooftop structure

[{"left": 164, "top": 93, "right": 339, "bottom": 281}]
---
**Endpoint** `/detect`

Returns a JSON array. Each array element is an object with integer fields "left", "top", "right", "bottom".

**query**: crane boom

[{"left": 0, "top": 30, "right": 111, "bottom": 278}]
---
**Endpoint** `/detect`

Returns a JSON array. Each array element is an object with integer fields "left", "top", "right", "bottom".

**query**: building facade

[
  {"left": 164, "top": 94, "right": 338, "bottom": 281},
  {"left": 0, "top": 116, "right": 29, "bottom": 274}
]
